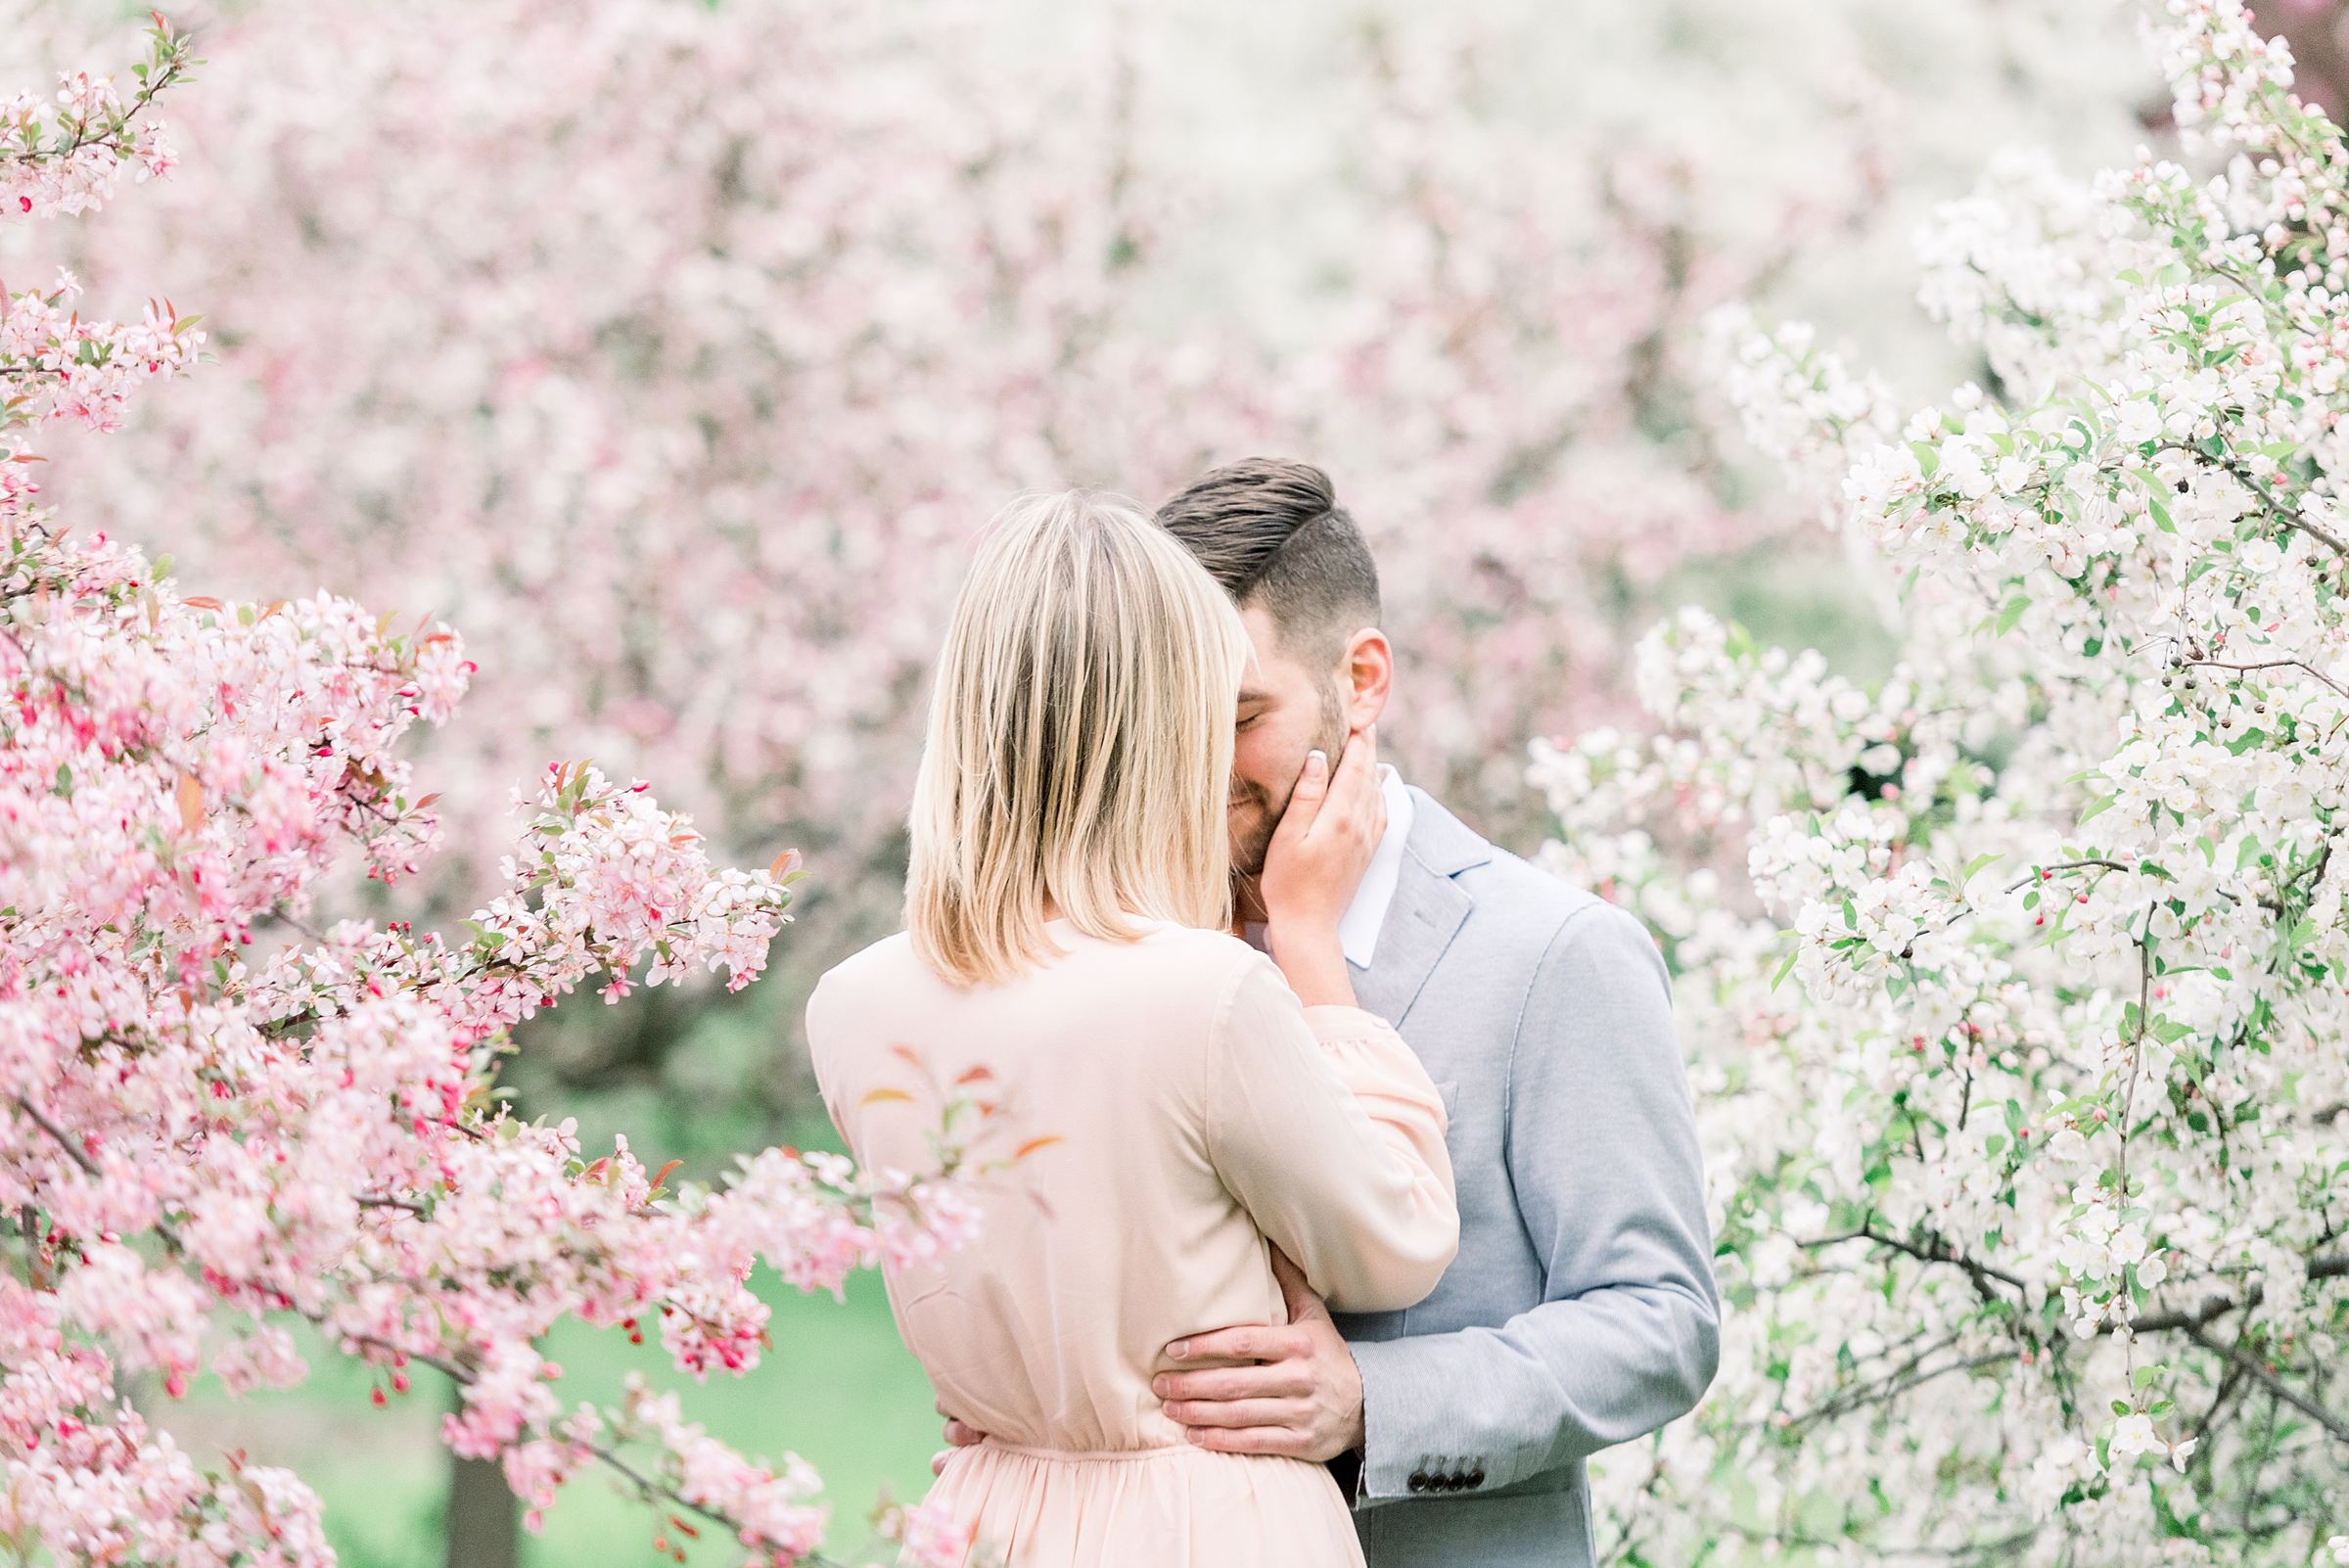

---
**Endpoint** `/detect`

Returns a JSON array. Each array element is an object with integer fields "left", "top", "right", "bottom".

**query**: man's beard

[{"left": 1229, "top": 680, "right": 1352, "bottom": 879}]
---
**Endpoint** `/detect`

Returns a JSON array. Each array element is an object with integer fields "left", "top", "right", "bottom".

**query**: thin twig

[
  {"left": 325, "top": 1325, "right": 472, "bottom": 1386},
  {"left": 14, "top": 1096, "right": 98, "bottom": 1177},
  {"left": 2125, "top": 1253, "right": 2349, "bottom": 1333},
  {"left": 582, "top": 1440, "right": 856, "bottom": 1568},
  {"left": 1782, "top": 1352, "right": 2013, "bottom": 1429},
  {"left": 2184, "top": 1324, "right": 2349, "bottom": 1445},
  {"left": 1799, "top": 1224, "right": 2028, "bottom": 1295},
  {"left": 2184, "top": 657, "right": 2349, "bottom": 703},
  {"left": 2004, "top": 859, "right": 2133, "bottom": 895},
  {"left": 2212, "top": 452, "right": 2349, "bottom": 562}
]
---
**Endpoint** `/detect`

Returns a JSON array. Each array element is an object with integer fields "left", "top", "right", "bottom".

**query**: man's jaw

[{"left": 1227, "top": 798, "right": 1276, "bottom": 881}]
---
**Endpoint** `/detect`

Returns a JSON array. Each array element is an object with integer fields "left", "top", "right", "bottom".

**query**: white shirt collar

[
  {"left": 1242, "top": 765, "right": 1415, "bottom": 970},
  {"left": 1338, "top": 765, "right": 1414, "bottom": 967}
]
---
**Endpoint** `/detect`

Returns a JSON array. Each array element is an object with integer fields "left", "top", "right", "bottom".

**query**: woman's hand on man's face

[{"left": 1257, "top": 725, "right": 1383, "bottom": 1007}]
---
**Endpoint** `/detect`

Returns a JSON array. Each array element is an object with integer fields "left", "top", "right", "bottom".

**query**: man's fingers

[
  {"left": 1167, "top": 1324, "right": 1298, "bottom": 1363},
  {"left": 1172, "top": 1395, "right": 1311, "bottom": 1431},
  {"left": 1154, "top": 1363, "right": 1313, "bottom": 1403},
  {"left": 931, "top": 1449, "right": 951, "bottom": 1477},
  {"left": 943, "top": 1418, "right": 987, "bottom": 1448},
  {"left": 1167, "top": 1395, "right": 1308, "bottom": 1429},
  {"left": 1183, "top": 1421, "right": 1313, "bottom": 1457}
]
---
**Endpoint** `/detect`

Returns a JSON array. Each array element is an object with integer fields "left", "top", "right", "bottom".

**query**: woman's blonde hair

[{"left": 907, "top": 489, "right": 1250, "bottom": 987}]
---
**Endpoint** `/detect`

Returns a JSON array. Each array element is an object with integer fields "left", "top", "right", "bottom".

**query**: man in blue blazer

[{"left": 944, "top": 459, "right": 1717, "bottom": 1564}]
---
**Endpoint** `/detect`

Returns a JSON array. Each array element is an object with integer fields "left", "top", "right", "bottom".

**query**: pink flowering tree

[
  {"left": 5, "top": 0, "right": 2148, "bottom": 966},
  {"left": 2, "top": 22, "right": 992, "bottom": 1564},
  {"left": 1539, "top": 3, "right": 2349, "bottom": 1561}
]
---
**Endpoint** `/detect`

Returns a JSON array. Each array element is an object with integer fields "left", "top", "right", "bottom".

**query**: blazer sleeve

[
  {"left": 1205, "top": 954, "right": 1460, "bottom": 1314},
  {"left": 1349, "top": 900, "right": 1721, "bottom": 1499}
]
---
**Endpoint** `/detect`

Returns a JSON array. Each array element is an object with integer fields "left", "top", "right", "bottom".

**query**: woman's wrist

[{"left": 1267, "top": 918, "right": 1356, "bottom": 1008}]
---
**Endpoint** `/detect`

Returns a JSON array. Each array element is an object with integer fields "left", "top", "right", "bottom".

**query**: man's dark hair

[{"left": 1154, "top": 458, "right": 1381, "bottom": 668}]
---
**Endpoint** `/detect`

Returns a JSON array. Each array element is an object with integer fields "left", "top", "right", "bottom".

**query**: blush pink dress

[{"left": 807, "top": 919, "right": 1458, "bottom": 1568}]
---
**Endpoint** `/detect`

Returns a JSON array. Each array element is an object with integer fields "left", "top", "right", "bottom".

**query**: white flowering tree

[
  {"left": 0, "top": 23, "right": 994, "bottom": 1565},
  {"left": 1539, "top": 3, "right": 2349, "bottom": 1562}
]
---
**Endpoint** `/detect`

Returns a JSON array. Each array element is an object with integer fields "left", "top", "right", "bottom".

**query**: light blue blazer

[{"left": 1335, "top": 790, "right": 1719, "bottom": 1566}]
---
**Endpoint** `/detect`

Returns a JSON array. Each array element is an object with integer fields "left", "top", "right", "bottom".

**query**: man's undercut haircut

[{"left": 1154, "top": 458, "right": 1381, "bottom": 669}]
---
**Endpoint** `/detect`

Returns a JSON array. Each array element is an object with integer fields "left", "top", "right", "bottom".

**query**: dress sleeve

[{"left": 1204, "top": 954, "right": 1459, "bottom": 1313}]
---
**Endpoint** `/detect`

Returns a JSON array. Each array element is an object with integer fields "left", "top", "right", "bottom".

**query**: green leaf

[
  {"left": 1997, "top": 594, "right": 2031, "bottom": 635},
  {"left": 1962, "top": 853, "right": 2003, "bottom": 884},
  {"left": 2078, "top": 793, "right": 2115, "bottom": 826}
]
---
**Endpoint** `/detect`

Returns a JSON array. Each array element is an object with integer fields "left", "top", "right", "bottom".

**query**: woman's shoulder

[
  {"left": 808, "top": 932, "right": 928, "bottom": 1017},
  {"left": 813, "top": 922, "right": 1267, "bottom": 1014},
  {"left": 1121, "top": 921, "right": 1269, "bottom": 983}
]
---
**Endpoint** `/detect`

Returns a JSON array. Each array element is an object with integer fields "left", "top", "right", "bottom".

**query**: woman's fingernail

[
  {"left": 1170, "top": 1340, "right": 1190, "bottom": 1359},
  {"left": 1306, "top": 750, "right": 1327, "bottom": 775}
]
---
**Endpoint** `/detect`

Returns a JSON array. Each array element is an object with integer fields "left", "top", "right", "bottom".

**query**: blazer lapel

[{"left": 1351, "top": 790, "right": 1489, "bottom": 1028}]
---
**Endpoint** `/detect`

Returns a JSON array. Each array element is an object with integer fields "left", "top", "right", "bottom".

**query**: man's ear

[{"left": 1341, "top": 628, "right": 1393, "bottom": 730}]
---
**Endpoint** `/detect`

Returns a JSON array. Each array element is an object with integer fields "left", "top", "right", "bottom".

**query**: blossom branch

[
  {"left": 2182, "top": 658, "right": 2349, "bottom": 704},
  {"left": 12, "top": 1095, "right": 98, "bottom": 1178},
  {"left": 1798, "top": 1225, "right": 2028, "bottom": 1297},
  {"left": 2003, "top": 859, "right": 2133, "bottom": 896},
  {"left": 2181, "top": 1324, "right": 2349, "bottom": 1446},
  {"left": 2124, "top": 1252, "right": 2349, "bottom": 1336},
  {"left": 2210, "top": 451, "right": 2349, "bottom": 562}
]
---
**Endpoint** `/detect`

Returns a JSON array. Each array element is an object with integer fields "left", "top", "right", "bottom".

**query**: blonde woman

[{"left": 806, "top": 490, "right": 1458, "bottom": 1566}]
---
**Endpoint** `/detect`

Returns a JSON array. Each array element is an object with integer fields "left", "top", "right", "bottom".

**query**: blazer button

[
  {"left": 1467, "top": 1468, "right": 1486, "bottom": 1488},
  {"left": 1407, "top": 1471, "right": 1430, "bottom": 1493}
]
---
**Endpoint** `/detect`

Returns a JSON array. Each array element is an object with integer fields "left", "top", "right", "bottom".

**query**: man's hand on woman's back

[
  {"left": 934, "top": 1250, "right": 1366, "bottom": 1471},
  {"left": 1152, "top": 1245, "right": 1365, "bottom": 1462}
]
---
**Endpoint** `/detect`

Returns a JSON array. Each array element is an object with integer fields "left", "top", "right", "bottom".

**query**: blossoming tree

[
  {"left": 1538, "top": 3, "right": 2349, "bottom": 1561},
  {"left": 1, "top": 23, "right": 986, "bottom": 1564},
  {"left": 7, "top": 0, "right": 2148, "bottom": 912}
]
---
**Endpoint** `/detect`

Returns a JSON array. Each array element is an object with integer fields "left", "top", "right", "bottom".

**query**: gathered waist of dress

[{"left": 973, "top": 1437, "right": 1216, "bottom": 1464}]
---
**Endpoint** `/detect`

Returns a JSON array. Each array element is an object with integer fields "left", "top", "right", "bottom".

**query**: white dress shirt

[{"left": 1244, "top": 765, "right": 1416, "bottom": 968}]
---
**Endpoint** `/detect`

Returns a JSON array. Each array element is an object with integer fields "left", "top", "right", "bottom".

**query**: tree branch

[
  {"left": 2184, "top": 1324, "right": 2349, "bottom": 1445},
  {"left": 2185, "top": 657, "right": 2349, "bottom": 703},
  {"left": 2004, "top": 859, "right": 2133, "bottom": 895},
  {"left": 2212, "top": 452, "right": 2349, "bottom": 562},
  {"left": 12, "top": 1096, "right": 98, "bottom": 1178},
  {"left": 1799, "top": 1224, "right": 2028, "bottom": 1297},
  {"left": 2125, "top": 1253, "right": 2349, "bottom": 1334},
  {"left": 355, "top": 1195, "right": 428, "bottom": 1216}
]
